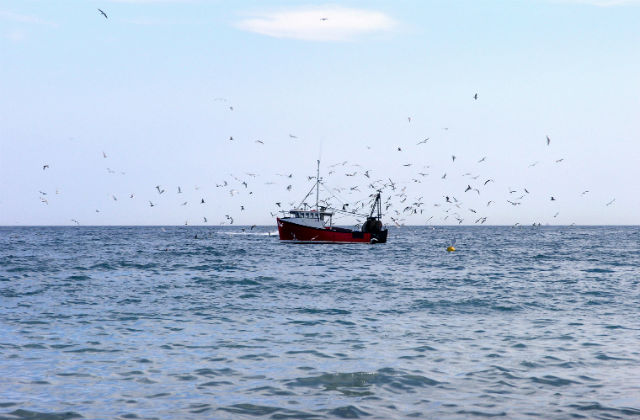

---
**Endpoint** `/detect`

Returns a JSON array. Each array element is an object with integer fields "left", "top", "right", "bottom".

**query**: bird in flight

[
  {"left": 289, "top": 134, "right": 298, "bottom": 139},
  {"left": 465, "top": 185, "right": 472, "bottom": 192},
  {"left": 98, "top": 9, "right": 108, "bottom": 19},
  {"left": 484, "top": 179, "right": 494, "bottom": 185},
  {"left": 320, "top": 17, "right": 328, "bottom": 21},
  {"left": 42, "top": 164, "right": 49, "bottom": 170},
  {"left": 473, "top": 93, "right": 478, "bottom": 100},
  {"left": 417, "top": 138, "right": 429, "bottom": 145},
  {"left": 606, "top": 198, "right": 615, "bottom": 206},
  {"left": 546, "top": 135, "right": 551, "bottom": 145},
  {"left": 478, "top": 156, "right": 486, "bottom": 163}
]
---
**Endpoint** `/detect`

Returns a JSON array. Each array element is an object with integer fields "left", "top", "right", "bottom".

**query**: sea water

[{"left": 1, "top": 226, "right": 639, "bottom": 419}]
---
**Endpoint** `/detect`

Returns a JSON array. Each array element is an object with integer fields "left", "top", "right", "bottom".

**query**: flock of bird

[{"left": 33, "top": 9, "right": 618, "bottom": 228}]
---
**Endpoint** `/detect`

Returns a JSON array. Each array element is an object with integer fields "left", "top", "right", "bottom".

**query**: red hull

[{"left": 277, "top": 218, "right": 376, "bottom": 243}]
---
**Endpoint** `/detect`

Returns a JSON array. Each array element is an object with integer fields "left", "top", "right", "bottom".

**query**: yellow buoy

[{"left": 446, "top": 246, "right": 456, "bottom": 252}]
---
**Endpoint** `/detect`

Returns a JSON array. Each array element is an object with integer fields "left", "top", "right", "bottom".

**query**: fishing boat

[{"left": 276, "top": 161, "right": 388, "bottom": 244}]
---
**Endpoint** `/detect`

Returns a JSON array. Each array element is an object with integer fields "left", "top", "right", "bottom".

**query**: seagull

[
  {"left": 98, "top": 8, "right": 108, "bottom": 19},
  {"left": 550, "top": 196, "right": 556, "bottom": 201},
  {"left": 553, "top": 212, "right": 559, "bottom": 218},
  {"left": 473, "top": 93, "right": 478, "bottom": 100},
  {"left": 417, "top": 138, "right": 429, "bottom": 145},
  {"left": 452, "top": 155, "right": 456, "bottom": 162},
  {"left": 484, "top": 179, "right": 494, "bottom": 185},
  {"left": 102, "top": 151, "right": 107, "bottom": 158},
  {"left": 364, "top": 170, "right": 370, "bottom": 178},
  {"left": 112, "top": 195, "right": 117, "bottom": 201},
  {"left": 320, "top": 17, "right": 328, "bottom": 21},
  {"left": 203, "top": 217, "right": 208, "bottom": 223},
  {"left": 71, "top": 219, "right": 79, "bottom": 225},
  {"left": 201, "top": 198, "right": 205, "bottom": 204},
  {"left": 581, "top": 190, "right": 589, "bottom": 195},
  {"left": 178, "top": 186, "right": 182, "bottom": 193},
  {"left": 441, "top": 173, "right": 447, "bottom": 179},
  {"left": 181, "top": 201, "right": 187, "bottom": 206},
  {"left": 286, "top": 185, "right": 292, "bottom": 191},
  {"left": 407, "top": 117, "right": 411, "bottom": 123},
  {"left": 229, "top": 136, "right": 234, "bottom": 141},
  {"left": 255, "top": 140, "right": 264, "bottom": 144},
  {"left": 397, "top": 147, "right": 402, "bottom": 151},
  {"left": 275, "top": 202, "right": 281, "bottom": 207},
  {"left": 149, "top": 201, "right": 154, "bottom": 207},
  {"left": 529, "top": 161, "right": 539, "bottom": 167},
  {"left": 555, "top": 158, "right": 564, "bottom": 163},
  {"left": 465, "top": 185, "right": 472, "bottom": 192},
  {"left": 289, "top": 134, "right": 298, "bottom": 139},
  {"left": 546, "top": 135, "right": 551, "bottom": 145},
  {"left": 478, "top": 156, "right": 486, "bottom": 163},
  {"left": 606, "top": 198, "right": 615, "bottom": 206},
  {"left": 42, "top": 164, "right": 49, "bottom": 170}
]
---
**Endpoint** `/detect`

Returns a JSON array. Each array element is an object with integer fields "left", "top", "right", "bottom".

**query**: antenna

[{"left": 315, "top": 159, "right": 320, "bottom": 213}]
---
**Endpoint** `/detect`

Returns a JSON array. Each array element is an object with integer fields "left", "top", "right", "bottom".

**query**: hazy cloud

[
  {"left": 6, "top": 29, "right": 26, "bottom": 42},
  {"left": 0, "top": 10, "right": 57, "bottom": 27},
  {"left": 236, "top": 6, "right": 397, "bottom": 41},
  {"left": 551, "top": 0, "right": 640, "bottom": 5}
]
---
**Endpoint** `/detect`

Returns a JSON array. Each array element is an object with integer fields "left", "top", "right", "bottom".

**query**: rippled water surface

[{"left": 1, "top": 226, "right": 639, "bottom": 419}]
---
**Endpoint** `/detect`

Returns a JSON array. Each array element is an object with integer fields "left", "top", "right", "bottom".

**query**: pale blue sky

[{"left": 1, "top": 0, "right": 639, "bottom": 225}]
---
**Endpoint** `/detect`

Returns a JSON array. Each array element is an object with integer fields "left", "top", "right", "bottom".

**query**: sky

[{"left": 1, "top": 0, "right": 639, "bottom": 226}]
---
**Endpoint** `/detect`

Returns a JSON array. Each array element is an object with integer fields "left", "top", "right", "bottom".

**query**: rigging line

[
  {"left": 296, "top": 181, "right": 318, "bottom": 209},
  {"left": 318, "top": 181, "right": 349, "bottom": 206}
]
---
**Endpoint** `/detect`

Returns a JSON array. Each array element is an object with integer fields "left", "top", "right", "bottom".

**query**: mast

[
  {"left": 315, "top": 159, "right": 320, "bottom": 215},
  {"left": 369, "top": 192, "right": 382, "bottom": 219}
]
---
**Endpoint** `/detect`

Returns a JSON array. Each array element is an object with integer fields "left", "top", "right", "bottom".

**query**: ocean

[{"left": 1, "top": 226, "right": 639, "bottom": 419}]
